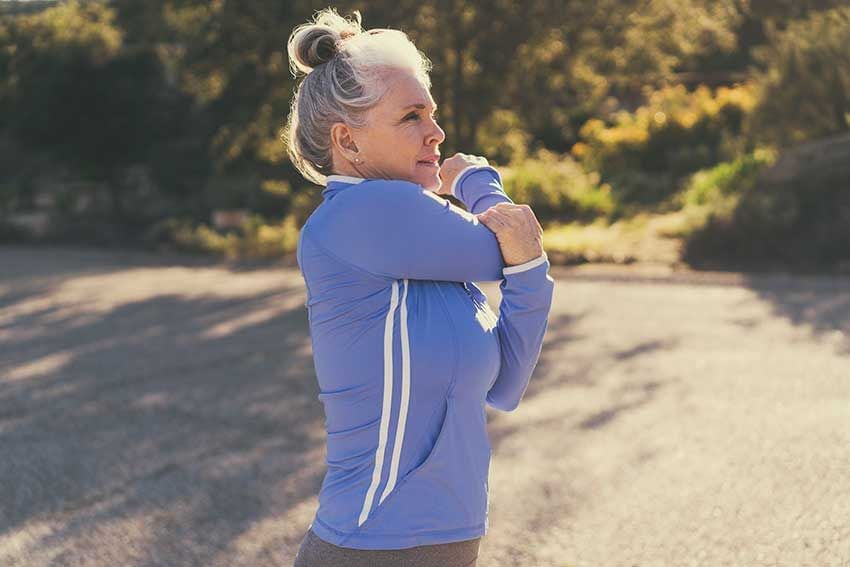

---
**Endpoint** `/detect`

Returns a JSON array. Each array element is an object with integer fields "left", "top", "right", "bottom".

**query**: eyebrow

[{"left": 401, "top": 103, "right": 437, "bottom": 112}]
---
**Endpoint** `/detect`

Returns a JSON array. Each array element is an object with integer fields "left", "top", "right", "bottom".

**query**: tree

[
  {"left": 1, "top": 1, "right": 198, "bottom": 220},
  {"left": 749, "top": 6, "right": 850, "bottom": 147}
]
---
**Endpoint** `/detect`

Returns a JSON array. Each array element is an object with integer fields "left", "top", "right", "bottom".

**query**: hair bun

[
  {"left": 288, "top": 10, "right": 363, "bottom": 75},
  {"left": 293, "top": 26, "right": 339, "bottom": 71}
]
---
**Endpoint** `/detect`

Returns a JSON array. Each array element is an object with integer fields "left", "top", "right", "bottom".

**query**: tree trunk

[
  {"left": 451, "top": 0, "right": 466, "bottom": 149},
  {"left": 831, "top": 69, "right": 848, "bottom": 132},
  {"left": 107, "top": 168, "right": 126, "bottom": 221}
]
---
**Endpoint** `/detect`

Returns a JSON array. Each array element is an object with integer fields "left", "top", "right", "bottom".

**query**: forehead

[{"left": 375, "top": 69, "right": 435, "bottom": 114}]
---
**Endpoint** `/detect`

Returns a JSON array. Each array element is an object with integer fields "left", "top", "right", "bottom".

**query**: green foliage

[
  {"left": 574, "top": 83, "right": 758, "bottom": 175},
  {"left": 650, "top": 148, "right": 778, "bottom": 239},
  {"left": 1, "top": 0, "right": 847, "bottom": 267},
  {"left": 683, "top": 133, "right": 850, "bottom": 269},
  {"left": 475, "top": 109, "right": 530, "bottom": 165},
  {"left": 204, "top": 174, "right": 259, "bottom": 210},
  {"left": 287, "top": 186, "right": 324, "bottom": 228},
  {"left": 676, "top": 148, "right": 778, "bottom": 209},
  {"left": 0, "top": 0, "right": 121, "bottom": 127},
  {"left": 1, "top": 0, "right": 124, "bottom": 134},
  {"left": 6, "top": 0, "right": 123, "bottom": 61},
  {"left": 749, "top": 6, "right": 850, "bottom": 147},
  {"left": 153, "top": 0, "right": 300, "bottom": 171},
  {"left": 500, "top": 150, "right": 616, "bottom": 223},
  {"left": 745, "top": 0, "right": 848, "bottom": 27},
  {"left": 147, "top": 213, "right": 301, "bottom": 259},
  {"left": 1, "top": 0, "right": 190, "bottom": 219},
  {"left": 618, "top": 0, "right": 742, "bottom": 78},
  {"left": 380, "top": 0, "right": 752, "bottom": 154},
  {"left": 572, "top": 83, "right": 758, "bottom": 205}
]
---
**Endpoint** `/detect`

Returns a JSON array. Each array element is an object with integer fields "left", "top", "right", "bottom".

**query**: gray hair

[{"left": 284, "top": 8, "right": 433, "bottom": 185}]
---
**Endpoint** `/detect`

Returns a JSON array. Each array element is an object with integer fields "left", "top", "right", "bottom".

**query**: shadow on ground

[
  {"left": 1, "top": 248, "right": 325, "bottom": 565},
  {"left": 739, "top": 273, "right": 850, "bottom": 355},
  {"left": 484, "top": 304, "right": 679, "bottom": 449},
  {"left": 5, "top": 245, "right": 849, "bottom": 566}
]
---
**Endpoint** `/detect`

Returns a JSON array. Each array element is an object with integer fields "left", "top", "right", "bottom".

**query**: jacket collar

[{"left": 321, "top": 174, "right": 367, "bottom": 199}]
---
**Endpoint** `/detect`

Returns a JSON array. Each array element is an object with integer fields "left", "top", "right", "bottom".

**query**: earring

[{"left": 354, "top": 157, "right": 363, "bottom": 164}]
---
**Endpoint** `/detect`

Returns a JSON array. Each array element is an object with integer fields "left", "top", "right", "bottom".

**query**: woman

[{"left": 287, "top": 8, "right": 554, "bottom": 567}]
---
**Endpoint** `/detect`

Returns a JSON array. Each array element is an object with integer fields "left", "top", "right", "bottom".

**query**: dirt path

[{"left": 2, "top": 245, "right": 849, "bottom": 566}]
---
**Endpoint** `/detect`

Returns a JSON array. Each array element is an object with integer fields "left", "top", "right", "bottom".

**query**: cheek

[
  {"left": 374, "top": 126, "right": 427, "bottom": 173},
  {"left": 401, "top": 133, "right": 423, "bottom": 165}
]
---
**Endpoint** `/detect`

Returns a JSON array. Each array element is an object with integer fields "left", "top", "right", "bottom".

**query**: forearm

[
  {"left": 450, "top": 166, "right": 513, "bottom": 214},
  {"left": 485, "top": 253, "right": 555, "bottom": 412},
  {"left": 312, "top": 179, "right": 507, "bottom": 282}
]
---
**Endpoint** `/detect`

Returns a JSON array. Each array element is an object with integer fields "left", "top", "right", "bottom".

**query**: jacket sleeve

[
  {"left": 486, "top": 252, "right": 555, "bottom": 412},
  {"left": 311, "top": 179, "right": 507, "bottom": 282},
  {"left": 450, "top": 165, "right": 514, "bottom": 214}
]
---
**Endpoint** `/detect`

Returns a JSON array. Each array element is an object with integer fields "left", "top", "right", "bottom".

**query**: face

[{"left": 347, "top": 68, "right": 446, "bottom": 191}]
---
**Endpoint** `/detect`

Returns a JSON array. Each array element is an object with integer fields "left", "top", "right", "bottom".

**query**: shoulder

[
  {"left": 341, "top": 179, "right": 421, "bottom": 200},
  {"left": 334, "top": 179, "right": 443, "bottom": 211}
]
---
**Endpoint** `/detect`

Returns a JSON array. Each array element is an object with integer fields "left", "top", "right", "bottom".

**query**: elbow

[{"left": 485, "top": 392, "right": 521, "bottom": 413}]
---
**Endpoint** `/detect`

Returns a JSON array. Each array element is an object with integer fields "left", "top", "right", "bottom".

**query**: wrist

[
  {"left": 503, "top": 252, "right": 548, "bottom": 275},
  {"left": 450, "top": 165, "right": 501, "bottom": 200}
]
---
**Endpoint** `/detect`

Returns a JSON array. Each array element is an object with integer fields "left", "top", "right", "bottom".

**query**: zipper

[
  {"left": 461, "top": 282, "right": 481, "bottom": 308},
  {"left": 461, "top": 282, "right": 474, "bottom": 299}
]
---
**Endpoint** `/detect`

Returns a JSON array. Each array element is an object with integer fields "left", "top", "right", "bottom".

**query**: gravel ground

[{"left": 1, "top": 245, "right": 849, "bottom": 567}]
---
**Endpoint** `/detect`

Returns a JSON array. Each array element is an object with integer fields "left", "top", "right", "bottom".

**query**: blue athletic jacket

[{"left": 296, "top": 165, "right": 555, "bottom": 549}]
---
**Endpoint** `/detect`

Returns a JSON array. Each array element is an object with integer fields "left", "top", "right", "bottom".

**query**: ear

[{"left": 330, "top": 122, "right": 360, "bottom": 163}]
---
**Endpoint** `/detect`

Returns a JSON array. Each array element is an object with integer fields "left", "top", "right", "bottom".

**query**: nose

[{"left": 426, "top": 116, "right": 446, "bottom": 147}]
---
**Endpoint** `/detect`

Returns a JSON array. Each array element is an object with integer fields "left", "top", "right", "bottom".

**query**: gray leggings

[{"left": 293, "top": 528, "right": 481, "bottom": 567}]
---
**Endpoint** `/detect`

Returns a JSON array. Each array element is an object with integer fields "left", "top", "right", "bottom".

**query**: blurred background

[
  {"left": 1, "top": 0, "right": 848, "bottom": 272},
  {"left": 3, "top": 3, "right": 850, "bottom": 566}
]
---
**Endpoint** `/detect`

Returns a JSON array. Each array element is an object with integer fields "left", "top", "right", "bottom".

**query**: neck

[{"left": 330, "top": 150, "right": 370, "bottom": 178}]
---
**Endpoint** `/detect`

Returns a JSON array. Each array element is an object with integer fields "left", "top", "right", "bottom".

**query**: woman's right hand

[
  {"left": 477, "top": 203, "right": 546, "bottom": 267},
  {"left": 436, "top": 152, "right": 490, "bottom": 196}
]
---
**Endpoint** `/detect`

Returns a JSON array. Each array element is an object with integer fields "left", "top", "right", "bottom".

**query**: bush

[
  {"left": 602, "top": 170, "right": 679, "bottom": 211},
  {"left": 146, "top": 213, "right": 300, "bottom": 259},
  {"left": 475, "top": 109, "right": 531, "bottom": 165},
  {"left": 651, "top": 148, "right": 777, "bottom": 240},
  {"left": 499, "top": 149, "right": 616, "bottom": 223},
  {"left": 0, "top": 220, "right": 31, "bottom": 243},
  {"left": 749, "top": 6, "right": 850, "bottom": 148},
  {"left": 676, "top": 148, "right": 778, "bottom": 210},
  {"left": 572, "top": 83, "right": 758, "bottom": 204},
  {"left": 683, "top": 132, "right": 850, "bottom": 270}
]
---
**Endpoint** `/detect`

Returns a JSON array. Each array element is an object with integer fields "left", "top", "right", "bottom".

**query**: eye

[{"left": 404, "top": 112, "right": 419, "bottom": 121}]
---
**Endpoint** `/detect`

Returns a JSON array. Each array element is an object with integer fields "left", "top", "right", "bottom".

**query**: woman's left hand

[{"left": 477, "top": 203, "right": 545, "bottom": 267}]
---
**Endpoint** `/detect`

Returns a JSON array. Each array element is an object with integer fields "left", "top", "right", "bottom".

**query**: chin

[
  {"left": 422, "top": 178, "right": 442, "bottom": 192},
  {"left": 413, "top": 169, "right": 442, "bottom": 192}
]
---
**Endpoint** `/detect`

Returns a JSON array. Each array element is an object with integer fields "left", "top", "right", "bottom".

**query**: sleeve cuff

[
  {"left": 450, "top": 165, "right": 500, "bottom": 200},
  {"left": 503, "top": 252, "right": 548, "bottom": 276}
]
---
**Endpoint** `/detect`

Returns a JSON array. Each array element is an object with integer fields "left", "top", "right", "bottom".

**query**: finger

[
  {"left": 519, "top": 207, "right": 537, "bottom": 226},
  {"left": 481, "top": 209, "right": 512, "bottom": 231},
  {"left": 522, "top": 209, "right": 541, "bottom": 233},
  {"left": 519, "top": 207, "right": 544, "bottom": 233},
  {"left": 532, "top": 215, "right": 544, "bottom": 233},
  {"left": 494, "top": 208, "right": 524, "bottom": 226},
  {"left": 481, "top": 208, "right": 508, "bottom": 219},
  {"left": 479, "top": 209, "right": 504, "bottom": 224},
  {"left": 488, "top": 207, "right": 516, "bottom": 219},
  {"left": 483, "top": 219, "right": 503, "bottom": 233},
  {"left": 477, "top": 216, "right": 500, "bottom": 232}
]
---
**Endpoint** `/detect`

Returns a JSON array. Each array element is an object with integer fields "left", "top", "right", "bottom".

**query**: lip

[{"left": 417, "top": 154, "right": 440, "bottom": 165}]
